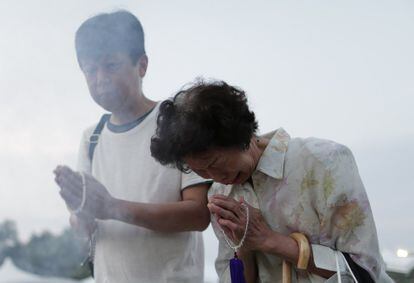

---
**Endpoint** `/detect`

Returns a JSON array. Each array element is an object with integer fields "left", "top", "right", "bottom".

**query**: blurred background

[{"left": 0, "top": 0, "right": 413, "bottom": 282}]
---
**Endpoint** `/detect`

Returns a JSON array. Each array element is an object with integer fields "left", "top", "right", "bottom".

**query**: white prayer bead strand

[{"left": 219, "top": 202, "right": 250, "bottom": 253}]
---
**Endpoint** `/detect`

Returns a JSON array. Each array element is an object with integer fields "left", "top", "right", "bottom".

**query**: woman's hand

[
  {"left": 208, "top": 194, "right": 274, "bottom": 252},
  {"left": 54, "top": 165, "right": 115, "bottom": 220},
  {"left": 209, "top": 195, "right": 337, "bottom": 279}
]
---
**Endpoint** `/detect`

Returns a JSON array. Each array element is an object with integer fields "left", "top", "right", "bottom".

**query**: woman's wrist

[
  {"left": 260, "top": 230, "right": 281, "bottom": 253},
  {"left": 260, "top": 231, "right": 299, "bottom": 264}
]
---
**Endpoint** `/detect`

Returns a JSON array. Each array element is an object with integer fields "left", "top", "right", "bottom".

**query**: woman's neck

[
  {"left": 248, "top": 136, "right": 270, "bottom": 170},
  {"left": 256, "top": 136, "right": 270, "bottom": 154}
]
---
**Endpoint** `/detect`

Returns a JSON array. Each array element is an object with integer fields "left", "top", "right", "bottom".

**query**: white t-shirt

[{"left": 77, "top": 103, "right": 207, "bottom": 283}]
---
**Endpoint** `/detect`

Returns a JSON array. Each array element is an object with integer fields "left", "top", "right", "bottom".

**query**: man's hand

[
  {"left": 69, "top": 213, "right": 97, "bottom": 237},
  {"left": 54, "top": 165, "right": 114, "bottom": 220},
  {"left": 208, "top": 194, "right": 273, "bottom": 252},
  {"left": 54, "top": 165, "right": 211, "bottom": 233}
]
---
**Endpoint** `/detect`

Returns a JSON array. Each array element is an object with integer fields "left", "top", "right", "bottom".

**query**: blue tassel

[{"left": 230, "top": 252, "right": 246, "bottom": 283}]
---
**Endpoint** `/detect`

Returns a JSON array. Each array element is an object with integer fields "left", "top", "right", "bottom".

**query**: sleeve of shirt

[
  {"left": 311, "top": 143, "right": 388, "bottom": 282},
  {"left": 181, "top": 170, "right": 212, "bottom": 190},
  {"left": 208, "top": 182, "right": 239, "bottom": 283},
  {"left": 208, "top": 182, "right": 260, "bottom": 283},
  {"left": 76, "top": 127, "right": 93, "bottom": 174},
  {"left": 215, "top": 239, "right": 234, "bottom": 283}
]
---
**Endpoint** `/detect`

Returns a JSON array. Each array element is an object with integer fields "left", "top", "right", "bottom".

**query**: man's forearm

[{"left": 107, "top": 198, "right": 210, "bottom": 233}]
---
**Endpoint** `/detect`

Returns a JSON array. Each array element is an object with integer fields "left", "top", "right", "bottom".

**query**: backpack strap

[{"left": 88, "top": 114, "right": 111, "bottom": 161}]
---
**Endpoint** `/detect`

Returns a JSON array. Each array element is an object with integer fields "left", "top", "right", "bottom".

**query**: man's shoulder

[{"left": 80, "top": 123, "right": 99, "bottom": 141}]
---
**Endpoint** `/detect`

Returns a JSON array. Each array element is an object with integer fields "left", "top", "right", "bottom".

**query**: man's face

[{"left": 79, "top": 53, "right": 145, "bottom": 112}]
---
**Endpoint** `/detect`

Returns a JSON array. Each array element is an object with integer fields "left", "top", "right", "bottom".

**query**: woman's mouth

[{"left": 231, "top": 172, "right": 242, "bottom": 184}]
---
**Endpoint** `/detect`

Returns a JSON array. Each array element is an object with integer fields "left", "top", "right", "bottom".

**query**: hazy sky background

[{"left": 1, "top": 0, "right": 413, "bottom": 279}]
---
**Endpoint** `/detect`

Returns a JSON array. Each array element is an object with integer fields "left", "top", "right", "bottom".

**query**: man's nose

[{"left": 96, "top": 68, "right": 110, "bottom": 86}]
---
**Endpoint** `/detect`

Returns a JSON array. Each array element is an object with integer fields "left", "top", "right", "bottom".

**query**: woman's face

[{"left": 184, "top": 139, "right": 262, "bottom": 185}]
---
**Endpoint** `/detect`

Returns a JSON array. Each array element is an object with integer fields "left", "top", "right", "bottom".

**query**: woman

[{"left": 151, "top": 80, "right": 392, "bottom": 282}]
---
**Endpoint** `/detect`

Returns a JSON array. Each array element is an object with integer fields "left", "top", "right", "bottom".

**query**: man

[{"left": 54, "top": 11, "right": 210, "bottom": 283}]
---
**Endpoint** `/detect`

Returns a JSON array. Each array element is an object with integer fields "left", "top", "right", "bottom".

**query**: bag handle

[
  {"left": 335, "top": 252, "right": 358, "bottom": 283},
  {"left": 88, "top": 114, "right": 111, "bottom": 161},
  {"left": 283, "top": 250, "right": 359, "bottom": 283}
]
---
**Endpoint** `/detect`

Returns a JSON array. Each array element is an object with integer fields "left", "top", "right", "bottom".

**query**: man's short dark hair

[
  {"left": 75, "top": 10, "right": 146, "bottom": 65},
  {"left": 151, "top": 79, "right": 258, "bottom": 172}
]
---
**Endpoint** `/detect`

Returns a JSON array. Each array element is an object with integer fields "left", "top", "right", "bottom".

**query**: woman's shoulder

[{"left": 288, "top": 136, "right": 353, "bottom": 168}]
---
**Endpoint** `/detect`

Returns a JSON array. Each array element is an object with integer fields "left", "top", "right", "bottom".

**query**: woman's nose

[{"left": 207, "top": 168, "right": 227, "bottom": 183}]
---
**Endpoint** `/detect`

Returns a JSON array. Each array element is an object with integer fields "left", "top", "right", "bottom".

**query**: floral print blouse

[{"left": 208, "top": 128, "right": 392, "bottom": 283}]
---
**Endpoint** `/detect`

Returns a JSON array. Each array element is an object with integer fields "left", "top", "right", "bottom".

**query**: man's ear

[{"left": 138, "top": 54, "right": 148, "bottom": 77}]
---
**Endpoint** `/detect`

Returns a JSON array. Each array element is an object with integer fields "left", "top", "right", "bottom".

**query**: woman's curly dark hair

[{"left": 150, "top": 79, "right": 258, "bottom": 172}]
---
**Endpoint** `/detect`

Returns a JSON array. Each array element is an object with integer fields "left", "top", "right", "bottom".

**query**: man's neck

[{"left": 110, "top": 94, "right": 157, "bottom": 125}]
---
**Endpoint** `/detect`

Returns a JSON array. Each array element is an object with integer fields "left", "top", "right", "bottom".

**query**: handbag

[{"left": 282, "top": 242, "right": 358, "bottom": 283}]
